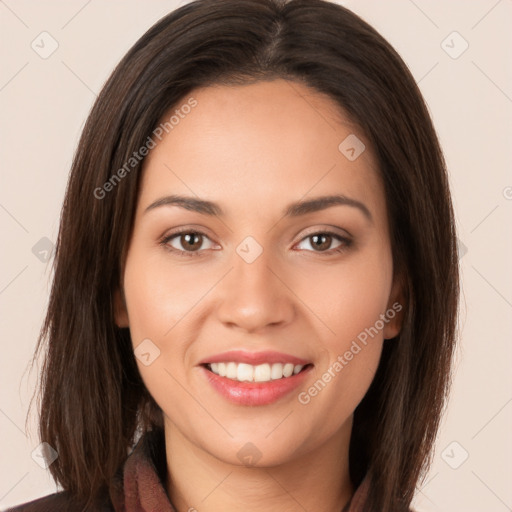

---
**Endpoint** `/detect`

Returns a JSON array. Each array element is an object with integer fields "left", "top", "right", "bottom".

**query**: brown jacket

[{"left": 7, "top": 429, "right": 371, "bottom": 511}]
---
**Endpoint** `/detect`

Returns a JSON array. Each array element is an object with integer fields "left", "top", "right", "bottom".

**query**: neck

[{"left": 164, "top": 418, "right": 354, "bottom": 512}]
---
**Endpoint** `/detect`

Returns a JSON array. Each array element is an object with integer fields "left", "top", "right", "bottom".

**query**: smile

[
  {"left": 199, "top": 350, "right": 313, "bottom": 406},
  {"left": 207, "top": 362, "right": 306, "bottom": 382}
]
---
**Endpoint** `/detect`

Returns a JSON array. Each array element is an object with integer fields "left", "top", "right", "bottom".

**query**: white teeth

[
  {"left": 237, "top": 363, "right": 253, "bottom": 382},
  {"left": 271, "top": 363, "right": 283, "bottom": 380},
  {"left": 226, "top": 362, "right": 237, "bottom": 379},
  {"left": 254, "top": 363, "right": 271, "bottom": 382},
  {"left": 208, "top": 362, "right": 305, "bottom": 382},
  {"left": 283, "top": 363, "right": 294, "bottom": 377}
]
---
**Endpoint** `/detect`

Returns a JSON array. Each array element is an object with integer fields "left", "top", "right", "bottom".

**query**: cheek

[
  {"left": 293, "top": 246, "right": 391, "bottom": 416},
  {"left": 122, "top": 251, "right": 200, "bottom": 422},
  {"left": 296, "top": 263, "right": 388, "bottom": 434},
  {"left": 295, "top": 243, "right": 393, "bottom": 349},
  {"left": 121, "top": 246, "right": 225, "bottom": 411},
  {"left": 122, "top": 247, "right": 213, "bottom": 344},
  {"left": 297, "top": 337, "right": 383, "bottom": 449}
]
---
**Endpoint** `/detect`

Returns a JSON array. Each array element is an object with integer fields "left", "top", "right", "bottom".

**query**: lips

[{"left": 199, "top": 350, "right": 313, "bottom": 406}]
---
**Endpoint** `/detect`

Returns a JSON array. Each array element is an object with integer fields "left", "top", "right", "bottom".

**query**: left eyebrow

[
  {"left": 283, "top": 194, "right": 372, "bottom": 223},
  {"left": 144, "top": 193, "right": 373, "bottom": 223}
]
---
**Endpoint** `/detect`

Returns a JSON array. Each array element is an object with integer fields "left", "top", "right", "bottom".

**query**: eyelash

[{"left": 159, "top": 228, "right": 353, "bottom": 258}]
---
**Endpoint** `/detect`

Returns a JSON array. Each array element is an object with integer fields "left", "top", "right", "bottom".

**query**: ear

[
  {"left": 383, "top": 271, "right": 406, "bottom": 340},
  {"left": 114, "top": 288, "right": 130, "bottom": 328}
]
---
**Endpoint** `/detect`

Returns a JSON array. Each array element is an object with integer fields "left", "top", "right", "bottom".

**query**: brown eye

[
  {"left": 310, "top": 233, "right": 333, "bottom": 251},
  {"left": 178, "top": 232, "right": 203, "bottom": 251},
  {"left": 161, "top": 230, "right": 216, "bottom": 256},
  {"left": 296, "top": 231, "right": 352, "bottom": 254}
]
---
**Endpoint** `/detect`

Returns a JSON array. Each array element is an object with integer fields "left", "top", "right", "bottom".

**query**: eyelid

[{"left": 294, "top": 225, "right": 353, "bottom": 241}]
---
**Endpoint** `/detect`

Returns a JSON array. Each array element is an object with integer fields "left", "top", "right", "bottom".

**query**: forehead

[{"left": 139, "top": 79, "right": 386, "bottom": 224}]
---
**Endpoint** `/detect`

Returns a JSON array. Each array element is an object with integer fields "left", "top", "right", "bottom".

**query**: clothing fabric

[{"left": 7, "top": 428, "right": 371, "bottom": 511}]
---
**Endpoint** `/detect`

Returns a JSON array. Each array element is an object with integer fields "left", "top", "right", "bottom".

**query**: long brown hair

[{"left": 28, "top": 0, "right": 460, "bottom": 510}]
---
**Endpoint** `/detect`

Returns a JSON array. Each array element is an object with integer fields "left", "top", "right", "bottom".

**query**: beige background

[{"left": 1, "top": 1, "right": 511, "bottom": 510}]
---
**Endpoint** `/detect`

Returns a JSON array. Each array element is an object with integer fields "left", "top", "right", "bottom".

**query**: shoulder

[{"left": 5, "top": 490, "right": 113, "bottom": 512}]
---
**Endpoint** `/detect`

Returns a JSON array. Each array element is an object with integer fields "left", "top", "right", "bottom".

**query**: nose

[{"left": 215, "top": 247, "right": 295, "bottom": 334}]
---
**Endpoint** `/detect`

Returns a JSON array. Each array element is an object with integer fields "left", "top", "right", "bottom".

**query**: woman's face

[{"left": 116, "top": 79, "right": 402, "bottom": 467}]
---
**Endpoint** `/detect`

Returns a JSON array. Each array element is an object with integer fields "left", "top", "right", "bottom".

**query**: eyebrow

[{"left": 144, "top": 194, "right": 372, "bottom": 222}]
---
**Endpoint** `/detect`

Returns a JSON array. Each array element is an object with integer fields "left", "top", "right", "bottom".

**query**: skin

[{"left": 115, "top": 79, "right": 404, "bottom": 512}]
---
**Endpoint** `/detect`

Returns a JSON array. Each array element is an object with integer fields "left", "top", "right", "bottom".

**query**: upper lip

[{"left": 199, "top": 350, "right": 311, "bottom": 366}]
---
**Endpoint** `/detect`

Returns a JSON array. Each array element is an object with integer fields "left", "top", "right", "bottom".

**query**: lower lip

[{"left": 201, "top": 365, "right": 312, "bottom": 406}]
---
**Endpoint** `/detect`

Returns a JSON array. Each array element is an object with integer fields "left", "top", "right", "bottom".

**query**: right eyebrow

[{"left": 144, "top": 195, "right": 222, "bottom": 216}]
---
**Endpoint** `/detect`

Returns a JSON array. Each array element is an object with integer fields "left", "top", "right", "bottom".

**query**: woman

[{"left": 9, "top": 0, "right": 459, "bottom": 510}]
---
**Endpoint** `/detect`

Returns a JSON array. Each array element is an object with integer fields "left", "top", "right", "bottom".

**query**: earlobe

[
  {"left": 113, "top": 288, "right": 130, "bottom": 328},
  {"left": 383, "top": 273, "right": 406, "bottom": 340}
]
